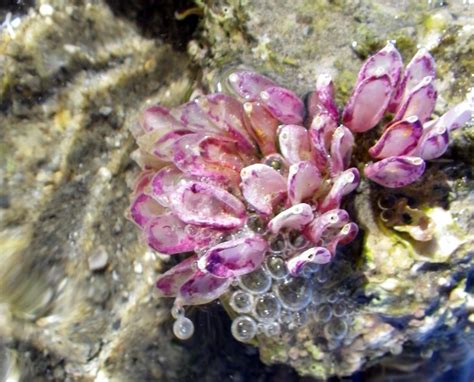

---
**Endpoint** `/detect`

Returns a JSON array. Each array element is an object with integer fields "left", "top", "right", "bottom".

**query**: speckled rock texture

[{"left": 0, "top": 0, "right": 473, "bottom": 381}]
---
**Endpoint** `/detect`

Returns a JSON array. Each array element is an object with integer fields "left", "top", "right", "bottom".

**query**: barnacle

[{"left": 127, "top": 42, "right": 472, "bottom": 343}]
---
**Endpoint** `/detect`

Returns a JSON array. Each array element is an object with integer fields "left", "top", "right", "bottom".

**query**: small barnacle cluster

[{"left": 127, "top": 42, "right": 472, "bottom": 342}]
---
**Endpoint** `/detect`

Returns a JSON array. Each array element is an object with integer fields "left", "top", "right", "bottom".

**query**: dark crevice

[
  {"left": 168, "top": 302, "right": 309, "bottom": 382},
  {"left": 104, "top": 0, "right": 200, "bottom": 51},
  {"left": 0, "top": 0, "right": 33, "bottom": 15}
]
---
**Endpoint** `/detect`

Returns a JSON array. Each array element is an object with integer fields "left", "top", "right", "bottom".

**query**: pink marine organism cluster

[
  {"left": 340, "top": 42, "right": 473, "bottom": 188},
  {"left": 127, "top": 42, "right": 472, "bottom": 341}
]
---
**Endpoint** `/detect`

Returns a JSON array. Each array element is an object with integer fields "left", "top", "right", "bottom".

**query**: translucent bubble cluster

[{"left": 227, "top": 232, "right": 356, "bottom": 343}]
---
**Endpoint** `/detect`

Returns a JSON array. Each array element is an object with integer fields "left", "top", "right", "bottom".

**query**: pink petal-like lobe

[
  {"left": 170, "top": 181, "right": 246, "bottom": 229},
  {"left": 278, "top": 124, "right": 312, "bottom": 164},
  {"left": 178, "top": 271, "right": 232, "bottom": 306},
  {"left": 415, "top": 124, "right": 449, "bottom": 160},
  {"left": 197, "top": 235, "right": 268, "bottom": 278},
  {"left": 358, "top": 42, "right": 403, "bottom": 88},
  {"left": 139, "top": 105, "right": 185, "bottom": 135},
  {"left": 364, "top": 156, "right": 426, "bottom": 188},
  {"left": 343, "top": 74, "right": 392, "bottom": 132},
  {"left": 435, "top": 99, "right": 473, "bottom": 132},
  {"left": 146, "top": 214, "right": 218, "bottom": 254},
  {"left": 243, "top": 101, "right": 279, "bottom": 155},
  {"left": 228, "top": 70, "right": 276, "bottom": 101},
  {"left": 326, "top": 222, "right": 359, "bottom": 254},
  {"left": 205, "top": 93, "right": 257, "bottom": 154},
  {"left": 309, "top": 114, "right": 338, "bottom": 171},
  {"left": 173, "top": 133, "right": 240, "bottom": 183},
  {"left": 287, "top": 161, "right": 322, "bottom": 204},
  {"left": 260, "top": 86, "right": 305, "bottom": 125},
  {"left": 329, "top": 125, "right": 354, "bottom": 175},
  {"left": 240, "top": 164, "right": 287, "bottom": 215},
  {"left": 306, "top": 74, "right": 339, "bottom": 123},
  {"left": 390, "top": 48, "right": 436, "bottom": 111},
  {"left": 156, "top": 255, "right": 197, "bottom": 297},
  {"left": 287, "top": 247, "right": 332, "bottom": 276},
  {"left": 304, "top": 209, "right": 350, "bottom": 244},
  {"left": 319, "top": 168, "right": 360, "bottom": 213},
  {"left": 368, "top": 116, "right": 423, "bottom": 159},
  {"left": 393, "top": 76, "right": 437, "bottom": 123},
  {"left": 172, "top": 98, "right": 222, "bottom": 135},
  {"left": 152, "top": 130, "right": 192, "bottom": 161},
  {"left": 130, "top": 193, "right": 165, "bottom": 228},
  {"left": 267, "top": 203, "right": 314, "bottom": 234},
  {"left": 151, "top": 166, "right": 187, "bottom": 207},
  {"left": 199, "top": 136, "right": 245, "bottom": 171}
]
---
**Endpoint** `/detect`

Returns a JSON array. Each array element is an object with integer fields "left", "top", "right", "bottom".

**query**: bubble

[
  {"left": 231, "top": 316, "right": 257, "bottom": 342},
  {"left": 324, "top": 317, "right": 348, "bottom": 340},
  {"left": 311, "top": 288, "right": 323, "bottom": 305},
  {"left": 292, "top": 310, "right": 308, "bottom": 327},
  {"left": 173, "top": 317, "right": 194, "bottom": 340},
  {"left": 327, "top": 292, "right": 339, "bottom": 304},
  {"left": 333, "top": 302, "right": 347, "bottom": 317},
  {"left": 185, "top": 225, "right": 198, "bottom": 237},
  {"left": 314, "top": 303, "right": 332, "bottom": 323},
  {"left": 265, "top": 255, "right": 289, "bottom": 279},
  {"left": 171, "top": 304, "right": 185, "bottom": 319},
  {"left": 253, "top": 293, "right": 281, "bottom": 322},
  {"left": 264, "top": 322, "right": 281, "bottom": 337},
  {"left": 264, "top": 155, "right": 284, "bottom": 171},
  {"left": 288, "top": 231, "right": 308, "bottom": 250},
  {"left": 279, "top": 309, "right": 292, "bottom": 324},
  {"left": 247, "top": 214, "right": 266, "bottom": 233},
  {"left": 316, "top": 268, "right": 329, "bottom": 283},
  {"left": 300, "top": 262, "right": 320, "bottom": 278},
  {"left": 380, "top": 209, "right": 395, "bottom": 222},
  {"left": 230, "top": 291, "right": 254, "bottom": 314},
  {"left": 377, "top": 194, "right": 396, "bottom": 210},
  {"left": 270, "top": 234, "right": 286, "bottom": 253},
  {"left": 275, "top": 277, "right": 312, "bottom": 311},
  {"left": 337, "top": 286, "right": 350, "bottom": 296},
  {"left": 239, "top": 268, "right": 272, "bottom": 294}
]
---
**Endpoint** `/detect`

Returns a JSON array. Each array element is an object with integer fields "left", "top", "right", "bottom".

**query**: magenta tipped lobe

[{"left": 364, "top": 156, "right": 426, "bottom": 188}]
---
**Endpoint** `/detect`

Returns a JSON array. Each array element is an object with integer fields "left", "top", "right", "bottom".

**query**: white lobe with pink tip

[
  {"left": 343, "top": 74, "right": 392, "bottom": 132},
  {"left": 287, "top": 161, "right": 322, "bottom": 205},
  {"left": 240, "top": 164, "right": 287, "bottom": 215},
  {"left": 268, "top": 203, "right": 314, "bottom": 234}
]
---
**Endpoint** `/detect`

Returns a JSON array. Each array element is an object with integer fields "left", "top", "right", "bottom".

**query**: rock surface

[{"left": 0, "top": 0, "right": 473, "bottom": 381}]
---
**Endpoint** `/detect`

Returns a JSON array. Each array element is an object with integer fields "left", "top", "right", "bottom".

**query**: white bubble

[
  {"left": 173, "top": 317, "right": 194, "bottom": 340},
  {"left": 230, "top": 291, "right": 254, "bottom": 314},
  {"left": 327, "top": 292, "right": 339, "bottom": 304},
  {"left": 292, "top": 310, "right": 308, "bottom": 327},
  {"left": 314, "top": 303, "right": 332, "bottom": 323},
  {"left": 275, "top": 277, "right": 312, "bottom": 311},
  {"left": 253, "top": 293, "right": 281, "bottom": 322},
  {"left": 333, "top": 302, "right": 347, "bottom": 317},
  {"left": 231, "top": 316, "right": 257, "bottom": 342},
  {"left": 324, "top": 317, "right": 348, "bottom": 340},
  {"left": 269, "top": 234, "right": 286, "bottom": 253},
  {"left": 238, "top": 268, "right": 272, "bottom": 294},
  {"left": 287, "top": 231, "right": 308, "bottom": 250},
  {"left": 171, "top": 304, "right": 184, "bottom": 319},
  {"left": 265, "top": 255, "right": 289, "bottom": 279},
  {"left": 264, "top": 322, "right": 281, "bottom": 337},
  {"left": 279, "top": 309, "right": 292, "bottom": 324}
]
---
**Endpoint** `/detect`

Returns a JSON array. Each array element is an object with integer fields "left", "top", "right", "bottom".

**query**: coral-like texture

[{"left": 128, "top": 43, "right": 472, "bottom": 341}]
